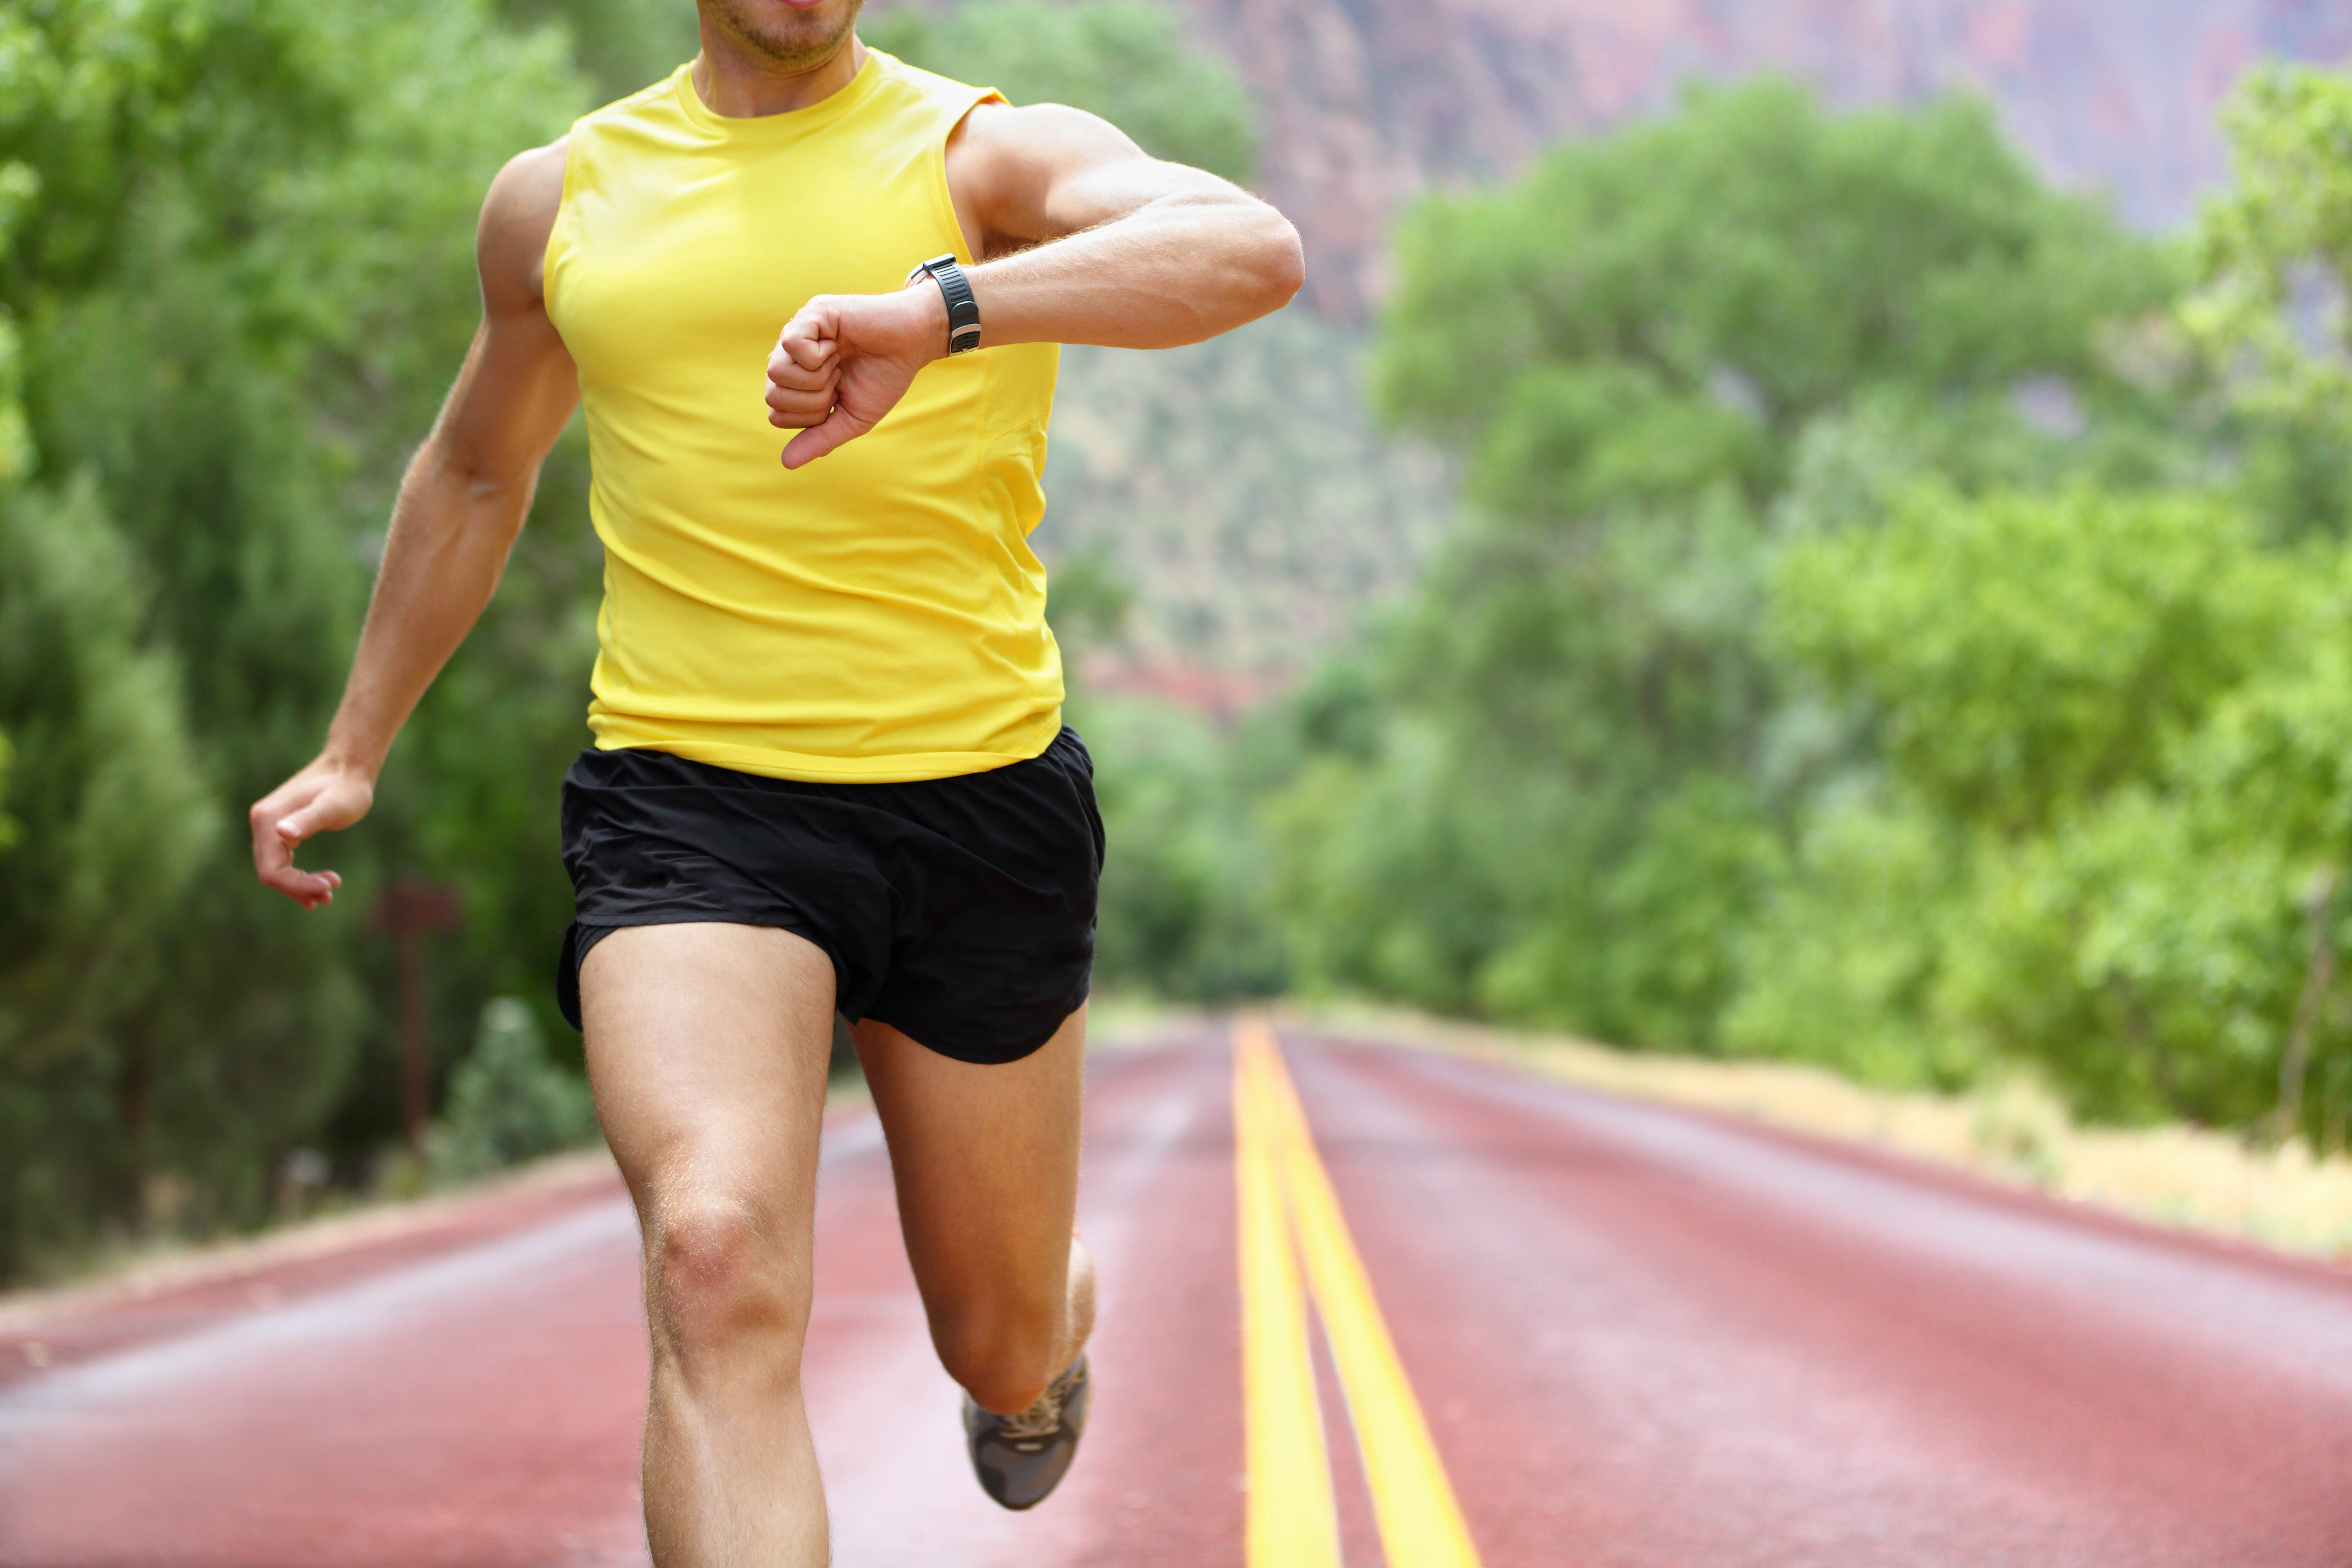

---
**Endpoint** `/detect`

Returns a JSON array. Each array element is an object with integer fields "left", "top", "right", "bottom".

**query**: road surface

[{"left": 2, "top": 1023, "right": 2349, "bottom": 1566}]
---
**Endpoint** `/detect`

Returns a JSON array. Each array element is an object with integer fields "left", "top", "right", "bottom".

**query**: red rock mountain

[{"left": 1174, "top": 0, "right": 2352, "bottom": 318}]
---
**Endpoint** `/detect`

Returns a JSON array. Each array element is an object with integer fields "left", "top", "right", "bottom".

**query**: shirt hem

[{"left": 589, "top": 719, "right": 1062, "bottom": 784}]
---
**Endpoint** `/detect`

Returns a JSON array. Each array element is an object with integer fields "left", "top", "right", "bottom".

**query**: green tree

[
  {"left": 2178, "top": 66, "right": 2352, "bottom": 546},
  {"left": 0, "top": 479, "right": 218, "bottom": 1263},
  {"left": 1080, "top": 697, "right": 1286, "bottom": 1000},
  {"left": 1272, "top": 80, "right": 2175, "bottom": 1050},
  {"left": 499, "top": 0, "right": 700, "bottom": 98},
  {"left": 1756, "top": 483, "right": 2318, "bottom": 1110},
  {"left": 1773, "top": 484, "right": 2300, "bottom": 838},
  {"left": 1377, "top": 80, "right": 2168, "bottom": 494},
  {"left": 1720, "top": 58, "right": 2352, "bottom": 1129},
  {"left": 2187, "top": 66, "right": 2352, "bottom": 443},
  {"left": 430, "top": 997, "right": 598, "bottom": 1182},
  {"left": 0, "top": 0, "right": 586, "bottom": 1276},
  {"left": 0, "top": 727, "right": 16, "bottom": 852},
  {"left": 1719, "top": 788, "right": 1966, "bottom": 1086}
]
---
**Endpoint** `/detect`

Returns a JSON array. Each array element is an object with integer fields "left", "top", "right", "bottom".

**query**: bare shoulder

[
  {"left": 947, "top": 100, "right": 1148, "bottom": 196},
  {"left": 947, "top": 100, "right": 1234, "bottom": 247},
  {"left": 478, "top": 137, "right": 571, "bottom": 305},
  {"left": 952, "top": 99, "right": 1141, "bottom": 160}
]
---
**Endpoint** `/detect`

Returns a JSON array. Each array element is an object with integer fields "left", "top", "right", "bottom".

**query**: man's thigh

[
  {"left": 580, "top": 922, "right": 837, "bottom": 1228},
  {"left": 852, "top": 1005, "right": 1087, "bottom": 1318}
]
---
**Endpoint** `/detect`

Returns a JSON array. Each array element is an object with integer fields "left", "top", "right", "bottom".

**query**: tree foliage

[
  {"left": 1228, "top": 69, "right": 2352, "bottom": 1148},
  {"left": 2187, "top": 65, "right": 2352, "bottom": 439},
  {"left": 428, "top": 998, "right": 598, "bottom": 1182},
  {"left": 1773, "top": 484, "right": 2300, "bottom": 837},
  {"left": 0, "top": 0, "right": 585, "bottom": 1277},
  {"left": 1265, "top": 80, "right": 2179, "bottom": 1052}
]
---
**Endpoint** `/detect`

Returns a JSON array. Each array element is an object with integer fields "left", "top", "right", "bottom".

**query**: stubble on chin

[{"left": 704, "top": 0, "right": 864, "bottom": 73}]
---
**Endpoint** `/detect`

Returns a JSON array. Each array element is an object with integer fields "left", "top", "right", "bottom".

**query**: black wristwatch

[{"left": 905, "top": 254, "right": 982, "bottom": 355}]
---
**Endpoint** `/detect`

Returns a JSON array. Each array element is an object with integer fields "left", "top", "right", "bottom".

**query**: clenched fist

[{"left": 764, "top": 278, "right": 950, "bottom": 469}]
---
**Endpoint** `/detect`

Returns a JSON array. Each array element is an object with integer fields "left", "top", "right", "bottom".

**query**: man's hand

[
  {"left": 765, "top": 282, "right": 947, "bottom": 468},
  {"left": 249, "top": 760, "right": 374, "bottom": 910}
]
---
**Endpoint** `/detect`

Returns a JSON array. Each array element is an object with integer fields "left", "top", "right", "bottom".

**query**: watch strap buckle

[{"left": 907, "top": 253, "right": 982, "bottom": 356}]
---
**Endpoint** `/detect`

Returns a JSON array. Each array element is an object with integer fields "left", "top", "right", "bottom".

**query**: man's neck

[{"left": 690, "top": 31, "right": 865, "bottom": 118}]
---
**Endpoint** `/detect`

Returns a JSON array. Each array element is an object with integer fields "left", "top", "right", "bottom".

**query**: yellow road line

[
  {"left": 1236, "top": 1019, "right": 1486, "bottom": 1568},
  {"left": 1234, "top": 1023, "right": 1345, "bottom": 1568}
]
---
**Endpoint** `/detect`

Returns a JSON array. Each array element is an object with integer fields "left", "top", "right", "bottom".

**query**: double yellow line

[{"left": 1232, "top": 1020, "right": 1484, "bottom": 1568}]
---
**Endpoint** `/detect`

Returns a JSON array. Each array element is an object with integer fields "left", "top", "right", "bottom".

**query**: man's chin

[{"left": 707, "top": 0, "right": 862, "bottom": 68}]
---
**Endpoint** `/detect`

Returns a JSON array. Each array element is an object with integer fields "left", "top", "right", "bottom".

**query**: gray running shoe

[{"left": 962, "top": 1354, "right": 1090, "bottom": 1510}]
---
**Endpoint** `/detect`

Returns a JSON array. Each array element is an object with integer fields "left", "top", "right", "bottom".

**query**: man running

[{"left": 246, "top": 0, "right": 1301, "bottom": 1559}]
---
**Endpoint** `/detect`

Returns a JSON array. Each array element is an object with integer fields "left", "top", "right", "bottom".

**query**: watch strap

[{"left": 906, "top": 253, "right": 982, "bottom": 355}]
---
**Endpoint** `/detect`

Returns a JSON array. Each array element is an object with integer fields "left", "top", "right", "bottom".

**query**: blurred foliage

[
  {"left": 1376, "top": 80, "right": 2174, "bottom": 489},
  {"left": 428, "top": 998, "right": 599, "bottom": 1183},
  {"left": 0, "top": 726, "right": 17, "bottom": 849},
  {"left": 1174, "top": 70, "right": 2352, "bottom": 1152},
  {"left": 1072, "top": 694, "right": 1288, "bottom": 1002},
  {"left": 496, "top": 0, "right": 699, "bottom": 96},
  {"left": 2186, "top": 65, "right": 2352, "bottom": 440},
  {"left": 1260, "top": 80, "right": 2182, "bottom": 1047},
  {"left": 0, "top": 0, "right": 583, "bottom": 1280},
  {"left": 1773, "top": 484, "right": 2302, "bottom": 838},
  {"left": 1755, "top": 484, "right": 2332, "bottom": 1123}
]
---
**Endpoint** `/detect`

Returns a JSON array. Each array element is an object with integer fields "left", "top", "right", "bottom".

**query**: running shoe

[{"left": 963, "top": 1353, "right": 1091, "bottom": 1510}]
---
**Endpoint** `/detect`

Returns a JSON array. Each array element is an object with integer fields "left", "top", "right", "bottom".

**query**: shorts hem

[
  {"left": 862, "top": 971, "right": 1091, "bottom": 1066},
  {"left": 557, "top": 912, "right": 845, "bottom": 1033}
]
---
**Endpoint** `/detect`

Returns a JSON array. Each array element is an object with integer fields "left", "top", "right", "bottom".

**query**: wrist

[
  {"left": 897, "top": 276, "right": 951, "bottom": 364},
  {"left": 902, "top": 254, "right": 982, "bottom": 357},
  {"left": 316, "top": 737, "right": 385, "bottom": 785}
]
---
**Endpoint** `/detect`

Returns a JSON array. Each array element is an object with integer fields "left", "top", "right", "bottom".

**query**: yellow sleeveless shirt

[{"left": 543, "top": 51, "right": 1063, "bottom": 782}]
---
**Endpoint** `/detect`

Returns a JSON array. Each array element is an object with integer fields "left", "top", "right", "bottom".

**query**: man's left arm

[{"left": 765, "top": 101, "right": 1303, "bottom": 468}]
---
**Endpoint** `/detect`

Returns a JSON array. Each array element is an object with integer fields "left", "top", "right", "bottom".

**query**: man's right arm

[{"left": 250, "top": 139, "right": 579, "bottom": 909}]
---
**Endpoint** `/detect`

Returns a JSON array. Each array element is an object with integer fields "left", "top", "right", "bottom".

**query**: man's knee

[
  {"left": 933, "top": 1289, "right": 1065, "bottom": 1414},
  {"left": 646, "top": 1190, "right": 806, "bottom": 1370}
]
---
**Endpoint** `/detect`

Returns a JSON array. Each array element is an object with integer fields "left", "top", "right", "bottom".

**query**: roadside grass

[{"left": 1274, "top": 999, "right": 2352, "bottom": 1264}]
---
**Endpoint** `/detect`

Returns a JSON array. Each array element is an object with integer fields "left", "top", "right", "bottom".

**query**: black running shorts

[{"left": 555, "top": 727, "right": 1102, "bottom": 1065}]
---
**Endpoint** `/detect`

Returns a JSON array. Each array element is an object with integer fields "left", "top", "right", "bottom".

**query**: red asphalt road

[{"left": 2, "top": 1025, "right": 2350, "bottom": 1566}]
